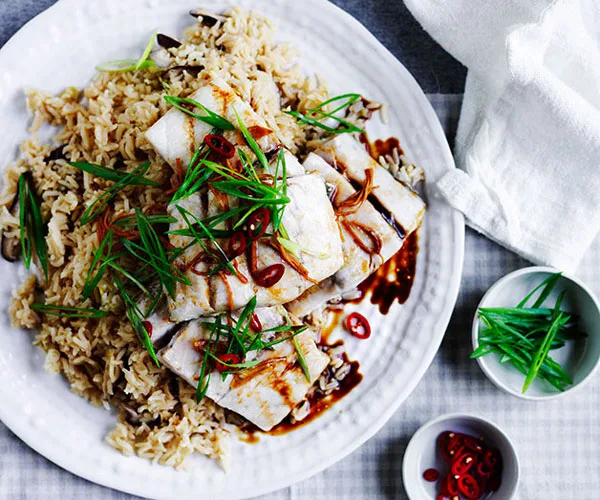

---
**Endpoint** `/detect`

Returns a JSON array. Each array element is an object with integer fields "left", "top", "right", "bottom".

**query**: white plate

[{"left": 0, "top": 0, "right": 464, "bottom": 498}]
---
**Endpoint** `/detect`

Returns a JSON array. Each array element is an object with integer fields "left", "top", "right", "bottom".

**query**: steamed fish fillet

[
  {"left": 158, "top": 307, "right": 329, "bottom": 431},
  {"left": 315, "top": 134, "right": 425, "bottom": 236},
  {"left": 210, "top": 173, "right": 344, "bottom": 311},
  {"left": 287, "top": 153, "right": 404, "bottom": 317},
  {"left": 145, "top": 75, "right": 279, "bottom": 171},
  {"left": 167, "top": 172, "right": 344, "bottom": 322}
]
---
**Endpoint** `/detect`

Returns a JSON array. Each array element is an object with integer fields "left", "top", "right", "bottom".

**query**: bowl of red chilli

[{"left": 402, "top": 413, "right": 519, "bottom": 500}]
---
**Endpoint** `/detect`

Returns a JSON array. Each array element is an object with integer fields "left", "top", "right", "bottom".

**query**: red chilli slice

[
  {"left": 457, "top": 474, "right": 483, "bottom": 500},
  {"left": 423, "top": 468, "right": 440, "bottom": 482},
  {"left": 345, "top": 312, "right": 371, "bottom": 339},
  {"left": 141, "top": 321, "right": 153, "bottom": 338},
  {"left": 215, "top": 353, "right": 241, "bottom": 372},
  {"left": 247, "top": 207, "right": 271, "bottom": 241},
  {"left": 450, "top": 452, "right": 477, "bottom": 477},
  {"left": 250, "top": 313, "right": 262, "bottom": 333},
  {"left": 442, "top": 473, "right": 459, "bottom": 497},
  {"left": 483, "top": 449, "right": 500, "bottom": 468},
  {"left": 254, "top": 263, "right": 285, "bottom": 288},
  {"left": 204, "top": 134, "right": 235, "bottom": 158},
  {"left": 477, "top": 461, "right": 493, "bottom": 478},
  {"left": 228, "top": 231, "right": 247, "bottom": 259}
]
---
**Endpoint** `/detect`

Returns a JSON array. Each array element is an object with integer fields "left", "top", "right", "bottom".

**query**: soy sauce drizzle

[
  {"left": 357, "top": 231, "right": 419, "bottom": 314},
  {"left": 346, "top": 178, "right": 406, "bottom": 241},
  {"left": 240, "top": 341, "right": 363, "bottom": 439},
  {"left": 269, "top": 347, "right": 362, "bottom": 435}
]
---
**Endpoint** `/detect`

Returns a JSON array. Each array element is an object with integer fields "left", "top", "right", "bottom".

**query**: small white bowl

[
  {"left": 472, "top": 266, "right": 600, "bottom": 400},
  {"left": 402, "top": 413, "right": 519, "bottom": 500}
]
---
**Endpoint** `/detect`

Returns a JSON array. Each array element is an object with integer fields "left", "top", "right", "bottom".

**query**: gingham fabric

[{"left": 2, "top": 3, "right": 599, "bottom": 500}]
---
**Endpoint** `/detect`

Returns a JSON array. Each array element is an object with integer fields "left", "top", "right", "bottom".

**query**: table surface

[{"left": 1, "top": 2, "right": 598, "bottom": 500}]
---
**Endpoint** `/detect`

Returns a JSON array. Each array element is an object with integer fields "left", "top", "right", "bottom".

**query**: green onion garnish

[
  {"left": 136, "top": 32, "right": 157, "bottom": 70},
  {"left": 164, "top": 95, "right": 235, "bottom": 131},
  {"left": 285, "top": 93, "right": 364, "bottom": 134},
  {"left": 196, "top": 318, "right": 221, "bottom": 402},
  {"left": 293, "top": 334, "right": 311, "bottom": 382},
  {"left": 68, "top": 161, "right": 159, "bottom": 186},
  {"left": 82, "top": 229, "right": 114, "bottom": 300},
  {"left": 471, "top": 272, "right": 586, "bottom": 393},
  {"left": 113, "top": 274, "right": 160, "bottom": 367},
  {"left": 123, "top": 209, "right": 190, "bottom": 298},
  {"left": 95, "top": 59, "right": 155, "bottom": 73},
  {"left": 80, "top": 161, "right": 154, "bottom": 225},
  {"left": 18, "top": 174, "right": 49, "bottom": 279},
  {"left": 234, "top": 108, "right": 270, "bottom": 173},
  {"left": 18, "top": 175, "right": 32, "bottom": 269},
  {"left": 95, "top": 32, "right": 157, "bottom": 73},
  {"left": 175, "top": 205, "right": 237, "bottom": 276},
  {"left": 31, "top": 304, "right": 108, "bottom": 319}
]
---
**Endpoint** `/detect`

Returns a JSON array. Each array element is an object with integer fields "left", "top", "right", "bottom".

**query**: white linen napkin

[{"left": 404, "top": 0, "right": 600, "bottom": 271}]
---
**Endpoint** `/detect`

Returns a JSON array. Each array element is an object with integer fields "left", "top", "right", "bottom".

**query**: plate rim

[{"left": 0, "top": 0, "right": 465, "bottom": 497}]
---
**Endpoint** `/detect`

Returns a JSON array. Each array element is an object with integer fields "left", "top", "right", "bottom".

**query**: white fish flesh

[
  {"left": 145, "top": 75, "right": 279, "bottom": 171},
  {"left": 158, "top": 307, "right": 329, "bottom": 431},
  {"left": 315, "top": 134, "right": 425, "bottom": 237}
]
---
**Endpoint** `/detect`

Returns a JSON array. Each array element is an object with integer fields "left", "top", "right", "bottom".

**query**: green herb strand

[
  {"left": 164, "top": 95, "right": 235, "bottom": 130},
  {"left": 68, "top": 161, "right": 159, "bottom": 186},
  {"left": 31, "top": 304, "right": 108, "bottom": 319}
]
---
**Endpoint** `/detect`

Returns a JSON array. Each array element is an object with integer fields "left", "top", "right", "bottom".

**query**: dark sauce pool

[{"left": 355, "top": 231, "right": 419, "bottom": 314}]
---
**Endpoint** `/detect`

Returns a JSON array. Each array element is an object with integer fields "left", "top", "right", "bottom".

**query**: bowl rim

[
  {"left": 471, "top": 265, "right": 600, "bottom": 401},
  {"left": 402, "top": 412, "right": 520, "bottom": 500}
]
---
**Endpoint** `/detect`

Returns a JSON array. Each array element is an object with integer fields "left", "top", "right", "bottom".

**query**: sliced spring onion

[
  {"left": 164, "top": 95, "right": 234, "bottom": 130},
  {"left": 95, "top": 32, "right": 158, "bottom": 73},
  {"left": 68, "top": 161, "right": 159, "bottom": 186},
  {"left": 31, "top": 303, "right": 108, "bottom": 319},
  {"left": 18, "top": 175, "right": 32, "bottom": 269},
  {"left": 80, "top": 162, "right": 153, "bottom": 225},
  {"left": 136, "top": 32, "right": 157, "bottom": 70},
  {"left": 95, "top": 59, "right": 155, "bottom": 73},
  {"left": 284, "top": 93, "right": 364, "bottom": 134},
  {"left": 196, "top": 318, "right": 221, "bottom": 402},
  {"left": 234, "top": 108, "right": 270, "bottom": 173},
  {"left": 293, "top": 335, "right": 311, "bottom": 382},
  {"left": 175, "top": 205, "right": 237, "bottom": 276},
  {"left": 522, "top": 291, "right": 567, "bottom": 393},
  {"left": 113, "top": 274, "right": 160, "bottom": 367},
  {"left": 277, "top": 237, "right": 330, "bottom": 260},
  {"left": 205, "top": 352, "right": 261, "bottom": 370}
]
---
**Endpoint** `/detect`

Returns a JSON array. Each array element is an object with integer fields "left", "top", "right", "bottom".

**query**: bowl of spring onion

[{"left": 471, "top": 267, "right": 600, "bottom": 400}]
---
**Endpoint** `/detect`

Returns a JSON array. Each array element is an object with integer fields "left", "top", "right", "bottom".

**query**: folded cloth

[{"left": 404, "top": 0, "right": 600, "bottom": 271}]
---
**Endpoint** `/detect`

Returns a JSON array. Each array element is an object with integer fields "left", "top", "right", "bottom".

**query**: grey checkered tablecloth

[{"left": 1, "top": 2, "right": 599, "bottom": 499}]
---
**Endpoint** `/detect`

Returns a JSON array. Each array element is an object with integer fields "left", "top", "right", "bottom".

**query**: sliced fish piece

[
  {"left": 268, "top": 149, "right": 304, "bottom": 177},
  {"left": 315, "top": 134, "right": 425, "bottom": 237},
  {"left": 158, "top": 306, "right": 329, "bottom": 431},
  {"left": 210, "top": 172, "right": 344, "bottom": 312},
  {"left": 168, "top": 172, "right": 344, "bottom": 321},
  {"left": 145, "top": 75, "right": 279, "bottom": 171},
  {"left": 287, "top": 153, "right": 405, "bottom": 317}
]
